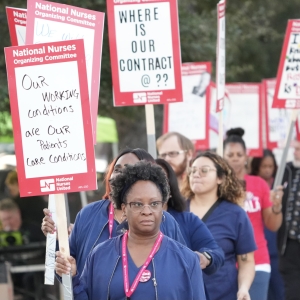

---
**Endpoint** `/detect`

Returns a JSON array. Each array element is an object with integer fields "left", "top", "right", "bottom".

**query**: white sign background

[
  {"left": 32, "top": 18, "right": 94, "bottom": 100},
  {"left": 168, "top": 73, "right": 206, "bottom": 140},
  {"left": 210, "top": 84, "right": 261, "bottom": 153},
  {"left": 15, "top": 61, "right": 87, "bottom": 178},
  {"left": 266, "top": 80, "right": 292, "bottom": 147},
  {"left": 278, "top": 30, "right": 300, "bottom": 100},
  {"left": 114, "top": 3, "right": 175, "bottom": 92},
  {"left": 16, "top": 24, "right": 26, "bottom": 45}
]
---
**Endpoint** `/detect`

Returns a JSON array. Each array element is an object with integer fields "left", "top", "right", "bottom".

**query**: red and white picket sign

[
  {"left": 210, "top": 83, "right": 263, "bottom": 156},
  {"left": 163, "top": 62, "right": 211, "bottom": 150},
  {"left": 262, "top": 79, "right": 293, "bottom": 149},
  {"left": 6, "top": 7, "right": 27, "bottom": 46},
  {"left": 273, "top": 19, "right": 300, "bottom": 109},
  {"left": 107, "top": 0, "right": 183, "bottom": 106},
  {"left": 26, "top": 0, "right": 105, "bottom": 143},
  {"left": 216, "top": 0, "right": 226, "bottom": 112},
  {"left": 4, "top": 40, "right": 97, "bottom": 197}
]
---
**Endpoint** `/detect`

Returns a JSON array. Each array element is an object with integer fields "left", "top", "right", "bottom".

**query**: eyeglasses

[
  {"left": 158, "top": 150, "right": 187, "bottom": 159},
  {"left": 126, "top": 201, "right": 163, "bottom": 213},
  {"left": 188, "top": 166, "right": 217, "bottom": 177}
]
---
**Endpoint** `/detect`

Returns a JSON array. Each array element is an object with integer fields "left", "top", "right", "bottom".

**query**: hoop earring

[{"left": 162, "top": 213, "right": 166, "bottom": 222}]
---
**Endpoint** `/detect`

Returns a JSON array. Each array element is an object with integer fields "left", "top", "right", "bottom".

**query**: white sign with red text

[
  {"left": 164, "top": 62, "right": 210, "bottom": 150},
  {"left": 5, "top": 40, "right": 96, "bottom": 197},
  {"left": 273, "top": 19, "right": 300, "bottom": 108},
  {"left": 107, "top": 0, "right": 183, "bottom": 106},
  {"left": 26, "top": 0, "right": 105, "bottom": 143},
  {"left": 6, "top": 7, "right": 27, "bottom": 46},
  {"left": 216, "top": 0, "right": 226, "bottom": 112},
  {"left": 210, "top": 83, "right": 263, "bottom": 156}
]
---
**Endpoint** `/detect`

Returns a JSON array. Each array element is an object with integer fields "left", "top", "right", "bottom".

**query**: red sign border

[
  {"left": 273, "top": 20, "right": 300, "bottom": 108},
  {"left": 225, "top": 83, "right": 263, "bottom": 157},
  {"left": 107, "top": 0, "right": 183, "bottom": 107},
  {"left": 6, "top": 7, "right": 27, "bottom": 46},
  {"left": 4, "top": 39, "right": 96, "bottom": 197}
]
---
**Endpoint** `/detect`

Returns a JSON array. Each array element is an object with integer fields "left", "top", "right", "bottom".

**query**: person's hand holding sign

[
  {"left": 55, "top": 251, "right": 77, "bottom": 277},
  {"left": 270, "top": 186, "right": 284, "bottom": 214}
]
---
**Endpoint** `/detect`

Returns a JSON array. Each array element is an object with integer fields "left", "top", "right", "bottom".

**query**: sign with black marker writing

[
  {"left": 6, "top": 7, "right": 27, "bottom": 46},
  {"left": 273, "top": 20, "right": 300, "bottom": 108},
  {"left": 107, "top": 0, "right": 183, "bottom": 106},
  {"left": 5, "top": 39, "right": 96, "bottom": 197},
  {"left": 26, "top": 0, "right": 105, "bottom": 143}
]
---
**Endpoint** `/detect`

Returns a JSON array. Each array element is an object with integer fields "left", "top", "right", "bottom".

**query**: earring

[{"left": 162, "top": 213, "right": 166, "bottom": 222}]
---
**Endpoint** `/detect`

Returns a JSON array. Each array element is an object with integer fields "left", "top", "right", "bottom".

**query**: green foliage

[{"left": 0, "top": 0, "right": 300, "bottom": 148}]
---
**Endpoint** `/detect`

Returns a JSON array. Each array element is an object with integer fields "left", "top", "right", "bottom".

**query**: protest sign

[
  {"left": 26, "top": 0, "right": 105, "bottom": 143},
  {"left": 216, "top": 0, "right": 226, "bottom": 112},
  {"left": 210, "top": 83, "right": 263, "bottom": 156},
  {"left": 6, "top": 7, "right": 27, "bottom": 46},
  {"left": 107, "top": 0, "right": 183, "bottom": 106},
  {"left": 273, "top": 19, "right": 300, "bottom": 108},
  {"left": 163, "top": 62, "right": 210, "bottom": 150},
  {"left": 262, "top": 79, "right": 293, "bottom": 149},
  {"left": 5, "top": 39, "right": 96, "bottom": 197}
]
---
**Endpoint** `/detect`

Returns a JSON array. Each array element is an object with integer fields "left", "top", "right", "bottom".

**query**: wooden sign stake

[
  {"left": 145, "top": 104, "right": 157, "bottom": 159},
  {"left": 55, "top": 193, "right": 73, "bottom": 300}
]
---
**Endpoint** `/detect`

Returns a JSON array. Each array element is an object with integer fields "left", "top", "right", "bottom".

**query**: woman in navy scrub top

[
  {"left": 41, "top": 148, "right": 185, "bottom": 277},
  {"left": 181, "top": 151, "right": 257, "bottom": 300},
  {"left": 56, "top": 161, "right": 206, "bottom": 300}
]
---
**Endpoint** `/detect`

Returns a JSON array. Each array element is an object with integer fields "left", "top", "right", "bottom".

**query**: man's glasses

[
  {"left": 126, "top": 201, "right": 163, "bottom": 213},
  {"left": 158, "top": 150, "right": 187, "bottom": 159},
  {"left": 188, "top": 166, "right": 217, "bottom": 177}
]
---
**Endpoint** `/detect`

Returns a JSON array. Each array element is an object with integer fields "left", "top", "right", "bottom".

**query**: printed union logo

[
  {"left": 133, "top": 92, "right": 147, "bottom": 104},
  {"left": 40, "top": 179, "right": 55, "bottom": 192}
]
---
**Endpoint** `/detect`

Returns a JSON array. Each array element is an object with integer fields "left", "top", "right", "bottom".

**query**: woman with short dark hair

[
  {"left": 224, "top": 128, "right": 283, "bottom": 300},
  {"left": 58, "top": 161, "right": 206, "bottom": 300},
  {"left": 42, "top": 148, "right": 185, "bottom": 278}
]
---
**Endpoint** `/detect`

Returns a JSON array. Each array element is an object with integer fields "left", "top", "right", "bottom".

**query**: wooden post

[
  {"left": 145, "top": 104, "right": 157, "bottom": 159},
  {"left": 55, "top": 193, "right": 73, "bottom": 300}
]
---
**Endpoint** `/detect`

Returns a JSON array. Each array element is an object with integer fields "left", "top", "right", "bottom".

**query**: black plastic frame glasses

[{"left": 125, "top": 201, "right": 163, "bottom": 213}]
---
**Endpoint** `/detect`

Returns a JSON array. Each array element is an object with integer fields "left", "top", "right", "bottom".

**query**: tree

[{"left": 0, "top": 0, "right": 300, "bottom": 149}]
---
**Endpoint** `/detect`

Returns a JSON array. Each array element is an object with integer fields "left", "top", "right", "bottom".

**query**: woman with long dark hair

[
  {"left": 156, "top": 158, "right": 224, "bottom": 276},
  {"left": 224, "top": 128, "right": 283, "bottom": 300},
  {"left": 250, "top": 150, "right": 284, "bottom": 300},
  {"left": 181, "top": 151, "right": 256, "bottom": 300}
]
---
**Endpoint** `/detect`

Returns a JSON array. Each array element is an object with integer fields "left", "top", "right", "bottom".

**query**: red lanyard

[
  {"left": 122, "top": 230, "right": 163, "bottom": 298},
  {"left": 108, "top": 202, "right": 114, "bottom": 239}
]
